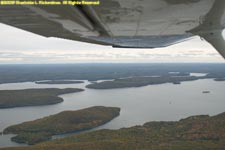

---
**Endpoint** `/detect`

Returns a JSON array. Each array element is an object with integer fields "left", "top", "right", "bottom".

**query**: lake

[{"left": 0, "top": 78, "right": 225, "bottom": 147}]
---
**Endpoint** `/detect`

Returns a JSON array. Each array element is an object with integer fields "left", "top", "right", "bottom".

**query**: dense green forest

[
  {"left": 0, "top": 88, "right": 84, "bottom": 108},
  {"left": 2, "top": 111, "right": 225, "bottom": 150},
  {"left": 3, "top": 106, "right": 120, "bottom": 145}
]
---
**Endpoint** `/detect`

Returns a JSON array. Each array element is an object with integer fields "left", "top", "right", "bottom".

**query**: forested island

[
  {"left": 1, "top": 111, "right": 225, "bottom": 150},
  {"left": 214, "top": 78, "right": 225, "bottom": 81},
  {"left": 3, "top": 106, "right": 120, "bottom": 145},
  {"left": 86, "top": 75, "right": 203, "bottom": 89},
  {"left": 35, "top": 80, "right": 84, "bottom": 84},
  {"left": 0, "top": 88, "right": 84, "bottom": 108}
]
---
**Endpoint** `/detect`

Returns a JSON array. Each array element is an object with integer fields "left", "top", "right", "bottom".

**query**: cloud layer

[{"left": 0, "top": 23, "right": 224, "bottom": 64}]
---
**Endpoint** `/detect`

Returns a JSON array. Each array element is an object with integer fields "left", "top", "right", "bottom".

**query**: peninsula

[
  {"left": 3, "top": 106, "right": 120, "bottom": 145},
  {"left": 0, "top": 88, "right": 84, "bottom": 108}
]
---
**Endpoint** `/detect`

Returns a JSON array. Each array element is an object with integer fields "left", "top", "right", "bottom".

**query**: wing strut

[
  {"left": 203, "top": 30, "right": 225, "bottom": 58},
  {"left": 190, "top": 0, "right": 225, "bottom": 59}
]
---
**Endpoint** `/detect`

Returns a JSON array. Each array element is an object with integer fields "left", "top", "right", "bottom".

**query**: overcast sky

[{"left": 0, "top": 23, "right": 224, "bottom": 64}]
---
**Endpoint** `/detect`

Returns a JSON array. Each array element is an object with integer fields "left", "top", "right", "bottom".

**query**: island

[
  {"left": 214, "top": 78, "right": 225, "bottom": 81},
  {"left": 2, "top": 111, "right": 225, "bottom": 150},
  {"left": 86, "top": 76, "right": 201, "bottom": 89},
  {"left": 35, "top": 80, "right": 84, "bottom": 84},
  {"left": 0, "top": 88, "right": 84, "bottom": 109},
  {"left": 3, "top": 106, "right": 120, "bottom": 145}
]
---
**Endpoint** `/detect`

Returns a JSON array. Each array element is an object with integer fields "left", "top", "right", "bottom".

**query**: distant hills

[{"left": 0, "top": 63, "right": 224, "bottom": 84}]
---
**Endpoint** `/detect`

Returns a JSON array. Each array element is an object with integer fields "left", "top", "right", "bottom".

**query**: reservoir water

[{"left": 0, "top": 78, "right": 225, "bottom": 147}]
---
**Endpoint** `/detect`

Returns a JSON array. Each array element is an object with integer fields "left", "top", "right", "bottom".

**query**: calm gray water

[{"left": 0, "top": 78, "right": 225, "bottom": 147}]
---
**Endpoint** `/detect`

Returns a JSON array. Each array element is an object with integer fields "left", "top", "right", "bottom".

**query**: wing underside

[{"left": 0, "top": 0, "right": 225, "bottom": 58}]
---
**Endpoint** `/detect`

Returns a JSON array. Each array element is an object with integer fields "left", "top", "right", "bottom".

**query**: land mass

[
  {"left": 86, "top": 76, "right": 204, "bottom": 89},
  {"left": 214, "top": 78, "right": 225, "bottom": 81},
  {"left": 0, "top": 63, "right": 224, "bottom": 84},
  {"left": 3, "top": 106, "right": 120, "bottom": 145},
  {"left": 0, "top": 88, "right": 84, "bottom": 109},
  {"left": 35, "top": 80, "right": 84, "bottom": 84},
  {"left": 2, "top": 111, "right": 225, "bottom": 150}
]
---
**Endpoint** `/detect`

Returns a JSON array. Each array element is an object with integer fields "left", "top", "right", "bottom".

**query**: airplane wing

[{"left": 0, "top": 0, "right": 225, "bottom": 58}]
